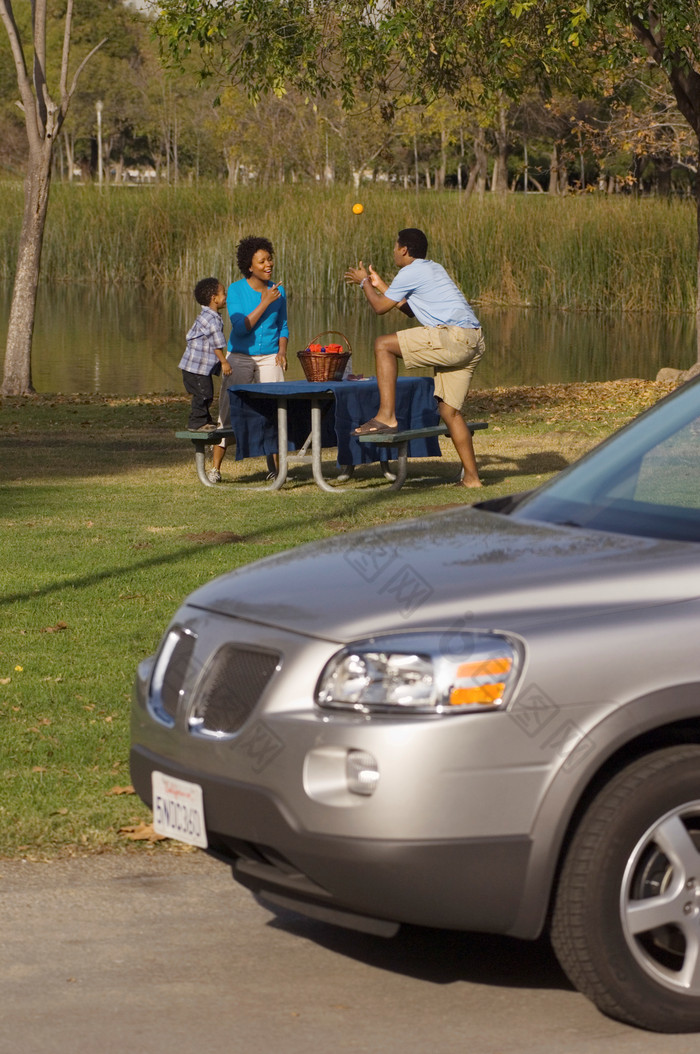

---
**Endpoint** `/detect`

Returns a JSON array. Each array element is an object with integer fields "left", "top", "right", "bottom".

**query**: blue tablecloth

[{"left": 228, "top": 377, "right": 441, "bottom": 465}]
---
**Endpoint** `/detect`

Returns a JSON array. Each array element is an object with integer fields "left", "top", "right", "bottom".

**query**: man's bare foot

[{"left": 454, "top": 478, "right": 483, "bottom": 489}]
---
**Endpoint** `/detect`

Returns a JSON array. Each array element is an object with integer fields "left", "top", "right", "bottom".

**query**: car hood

[{"left": 185, "top": 507, "right": 700, "bottom": 642}]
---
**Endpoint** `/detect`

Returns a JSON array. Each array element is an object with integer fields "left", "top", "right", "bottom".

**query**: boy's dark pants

[{"left": 182, "top": 369, "right": 215, "bottom": 429}]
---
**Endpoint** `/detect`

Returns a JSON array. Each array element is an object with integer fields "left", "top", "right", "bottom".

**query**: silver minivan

[{"left": 131, "top": 376, "right": 700, "bottom": 1032}]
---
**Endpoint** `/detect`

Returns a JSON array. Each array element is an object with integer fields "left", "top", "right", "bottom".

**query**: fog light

[{"left": 346, "top": 750, "right": 379, "bottom": 797}]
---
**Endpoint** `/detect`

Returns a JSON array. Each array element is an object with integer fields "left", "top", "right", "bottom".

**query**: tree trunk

[
  {"left": 438, "top": 127, "right": 446, "bottom": 188},
  {"left": 465, "top": 129, "right": 488, "bottom": 196},
  {"left": 579, "top": 132, "right": 585, "bottom": 191},
  {"left": 493, "top": 101, "right": 509, "bottom": 194},
  {"left": 558, "top": 159, "right": 568, "bottom": 195},
  {"left": 548, "top": 145, "right": 559, "bottom": 194},
  {"left": 2, "top": 146, "right": 52, "bottom": 395},
  {"left": 173, "top": 111, "right": 179, "bottom": 185}
]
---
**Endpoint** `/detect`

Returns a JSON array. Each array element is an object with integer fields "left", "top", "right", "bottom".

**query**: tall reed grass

[{"left": 0, "top": 181, "right": 696, "bottom": 313}]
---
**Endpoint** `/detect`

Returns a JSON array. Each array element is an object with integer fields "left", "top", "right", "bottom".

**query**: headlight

[{"left": 315, "top": 631, "right": 521, "bottom": 716}]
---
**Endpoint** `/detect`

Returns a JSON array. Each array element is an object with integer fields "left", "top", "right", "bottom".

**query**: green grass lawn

[{"left": 0, "top": 379, "right": 673, "bottom": 858}]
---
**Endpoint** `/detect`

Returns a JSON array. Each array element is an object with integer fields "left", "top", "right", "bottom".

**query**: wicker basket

[{"left": 297, "top": 331, "right": 352, "bottom": 382}]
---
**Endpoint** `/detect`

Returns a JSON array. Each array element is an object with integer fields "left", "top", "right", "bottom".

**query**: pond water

[{"left": 0, "top": 284, "right": 696, "bottom": 394}]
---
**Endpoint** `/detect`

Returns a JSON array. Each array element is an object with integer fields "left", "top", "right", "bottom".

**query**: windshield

[{"left": 511, "top": 377, "right": 700, "bottom": 543}]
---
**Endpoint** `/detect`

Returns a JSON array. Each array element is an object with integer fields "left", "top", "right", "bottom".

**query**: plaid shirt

[{"left": 178, "top": 307, "right": 226, "bottom": 375}]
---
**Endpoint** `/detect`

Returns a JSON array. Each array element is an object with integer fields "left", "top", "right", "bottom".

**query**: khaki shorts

[{"left": 397, "top": 325, "right": 484, "bottom": 412}]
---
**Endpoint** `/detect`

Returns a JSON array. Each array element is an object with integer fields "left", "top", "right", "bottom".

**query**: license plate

[{"left": 151, "top": 771, "right": 208, "bottom": 848}]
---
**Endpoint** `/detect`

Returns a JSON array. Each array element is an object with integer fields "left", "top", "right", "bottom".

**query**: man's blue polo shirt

[{"left": 384, "top": 259, "right": 480, "bottom": 329}]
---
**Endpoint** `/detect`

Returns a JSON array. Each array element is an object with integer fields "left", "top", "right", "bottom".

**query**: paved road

[{"left": 1, "top": 851, "right": 697, "bottom": 1054}]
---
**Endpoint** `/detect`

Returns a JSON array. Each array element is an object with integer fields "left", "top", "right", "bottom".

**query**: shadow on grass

[
  {"left": 229, "top": 449, "right": 571, "bottom": 489},
  {"left": 0, "top": 448, "right": 569, "bottom": 607},
  {"left": 329, "top": 450, "right": 572, "bottom": 492},
  {"left": 0, "top": 434, "right": 197, "bottom": 479},
  {"left": 479, "top": 450, "right": 570, "bottom": 484},
  {"left": 0, "top": 430, "right": 571, "bottom": 493},
  {"left": 0, "top": 483, "right": 403, "bottom": 607}
]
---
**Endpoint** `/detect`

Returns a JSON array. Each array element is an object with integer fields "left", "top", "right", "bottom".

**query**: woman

[{"left": 210, "top": 235, "right": 288, "bottom": 481}]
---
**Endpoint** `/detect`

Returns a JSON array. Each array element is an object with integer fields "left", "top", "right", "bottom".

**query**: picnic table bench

[
  {"left": 358, "top": 421, "right": 488, "bottom": 490},
  {"left": 175, "top": 428, "right": 236, "bottom": 487},
  {"left": 176, "top": 427, "right": 289, "bottom": 487}
]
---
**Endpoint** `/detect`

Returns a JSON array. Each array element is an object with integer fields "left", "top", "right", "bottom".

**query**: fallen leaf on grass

[
  {"left": 107, "top": 785, "right": 135, "bottom": 796},
  {"left": 0, "top": 678, "right": 10, "bottom": 685},
  {"left": 41, "top": 622, "right": 68, "bottom": 634},
  {"left": 32, "top": 766, "right": 46, "bottom": 773},
  {"left": 119, "top": 822, "right": 167, "bottom": 842}
]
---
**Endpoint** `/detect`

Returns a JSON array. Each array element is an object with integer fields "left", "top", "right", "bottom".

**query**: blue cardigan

[{"left": 226, "top": 278, "right": 289, "bottom": 356}]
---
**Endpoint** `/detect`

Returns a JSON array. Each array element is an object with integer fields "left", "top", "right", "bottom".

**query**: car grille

[{"left": 189, "top": 645, "right": 281, "bottom": 736}]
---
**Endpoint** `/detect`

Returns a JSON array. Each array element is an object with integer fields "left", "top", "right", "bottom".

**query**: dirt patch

[{"left": 182, "top": 531, "right": 244, "bottom": 544}]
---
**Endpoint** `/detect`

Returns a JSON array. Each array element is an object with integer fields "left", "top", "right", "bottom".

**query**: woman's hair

[{"left": 237, "top": 235, "right": 274, "bottom": 277}]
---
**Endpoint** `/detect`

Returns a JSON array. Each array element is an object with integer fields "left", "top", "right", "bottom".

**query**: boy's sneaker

[
  {"left": 195, "top": 422, "right": 217, "bottom": 432},
  {"left": 207, "top": 469, "right": 222, "bottom": 483}
]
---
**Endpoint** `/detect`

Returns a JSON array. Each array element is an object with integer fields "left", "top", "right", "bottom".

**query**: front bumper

[{"left": 131, "top": 745, "right": 532, "bottom": 935}]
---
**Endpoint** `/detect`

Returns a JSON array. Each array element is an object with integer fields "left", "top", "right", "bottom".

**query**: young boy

[{"left": 179, "top": 277, "right": 232, "bottom": 432}]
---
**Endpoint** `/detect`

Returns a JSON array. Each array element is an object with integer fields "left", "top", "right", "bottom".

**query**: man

[{"left": 345, "top": 227, "right": 485, "bottom": 488}]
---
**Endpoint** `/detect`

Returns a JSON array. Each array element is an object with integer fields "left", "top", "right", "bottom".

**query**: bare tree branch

[
  {"left": 628, "top": 10, "right": 700, "bottom": 135},
  {"left": 59, "top": 0, "right": 74, "bottom": 100},
  {"left": 64, "top": 37, "right": 108, "bottom": 114},
  {"left": 0, "top": 0, "right": 40, "bottom": 146},
  {"left": 31, "top": 0, "right": 48, "bottom": 131}
]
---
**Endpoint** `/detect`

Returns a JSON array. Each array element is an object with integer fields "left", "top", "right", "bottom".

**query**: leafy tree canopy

[{"left": 151, "top": 0, "right": 700, "bottom": 126}]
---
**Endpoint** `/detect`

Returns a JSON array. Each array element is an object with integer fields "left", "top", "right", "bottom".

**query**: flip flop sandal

[{"left": 352, "top": 417, "right": 399, "bottom": 436}]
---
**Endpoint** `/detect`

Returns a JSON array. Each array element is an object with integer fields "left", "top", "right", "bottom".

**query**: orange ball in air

[{"left": 352, "top": 203, "right": 364, "bottom": 214}]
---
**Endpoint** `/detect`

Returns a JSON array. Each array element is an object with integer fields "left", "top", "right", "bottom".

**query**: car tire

[{"left": 551, "top": 744, "right": 700, "bottom": 1032}]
